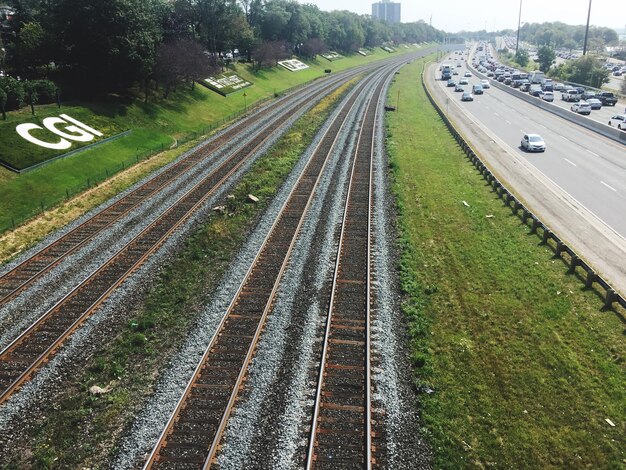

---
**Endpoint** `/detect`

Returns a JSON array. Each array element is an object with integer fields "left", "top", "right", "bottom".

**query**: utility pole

[
  {"left": 515, "top": 0, "right": 522, "bottom": 56},
  {"left": 582, "top": 0, "right": 592, "bottom": 55}
]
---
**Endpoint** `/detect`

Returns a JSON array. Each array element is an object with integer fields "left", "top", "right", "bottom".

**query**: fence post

[
  {"left": 585, "top": 271, "right": 596, "bottom": 288},
  {"left": 531, "top": 219, "right": 540, "bottom": 234},
  {"left": 555, "top": 240, "right": 564, "bottom": 256},
  {"left": 604, "top": 289, "right": 616, "bottom": 309},
  {"left": 569, "top": 255, "right": 579, "bottom": 274}
]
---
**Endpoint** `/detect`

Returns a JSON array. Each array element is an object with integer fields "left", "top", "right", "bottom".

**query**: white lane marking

[
  {"left": 505, "top": 120, "right": 512, "bottom": 125},
  {"left": 587, "top": 149, "right": 599, "bottom": 157},
  {"left": 494, "top": 112, "right": 500, "bottom": 117},
  {"left": 559, "top": 135, "right": 568, "bottom": 140},
  {"left": 601, "top": 181, "right": 617, "bottom": 192},
  {"left": 563, "top": 158, "right": 577, "bottom": 167},
  {"left": 520, "top": 130, "right": 526, "bottom": 134}
]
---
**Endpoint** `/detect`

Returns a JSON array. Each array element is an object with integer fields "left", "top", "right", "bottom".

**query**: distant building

[{"left": 371, "top": 0, "right": 401, "bottom": 24}]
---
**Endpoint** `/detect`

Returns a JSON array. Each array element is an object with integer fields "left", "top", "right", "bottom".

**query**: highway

[
  {"left": 436, "top": 62, "right": 626, "bottom": 237},
  {"left": 467, "top": 47, "right": 626, "bottom": 130},
  {"left": 427, "top": 57, "right": 626, "bottom": 296}
]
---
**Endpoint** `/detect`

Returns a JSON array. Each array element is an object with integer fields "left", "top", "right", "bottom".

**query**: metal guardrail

[{"left": 421, "top": 69, "right": 626, "bottom": 311}]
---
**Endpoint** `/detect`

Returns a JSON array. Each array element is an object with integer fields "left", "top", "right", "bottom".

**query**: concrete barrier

[{"left": 468, "top": 62, "right": 626, "bottom": 146}]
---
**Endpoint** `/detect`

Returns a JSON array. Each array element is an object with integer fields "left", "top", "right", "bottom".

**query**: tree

[
  {"left": 52, "top": 0, "right": 166, "bottom": 91},
  {"left": 0, "top": 88, "right": 6, "bottom": 120},
  {"left": 155, "top": 39, "right": 217, "bottom": 98},
  {"left": 252, "top": 40, "right": 289, "bottom": 69},
  {"left": 554, "top": 55, "right": 609, "bottom": 88},
  {"left": 300, "top": 37, "right": 327, "bottom": 59},
  {"left": 515, "top": 49, "right": 529, "bottom": 67},
  {"left": 536, "top": 45, "right": 555, "bottom": 73},
  {"left": 23, "top": 79, "right": 37, "bottom": 114}
]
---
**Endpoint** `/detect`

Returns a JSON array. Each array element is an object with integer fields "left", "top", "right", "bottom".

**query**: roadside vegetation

[
  {"left": 0, "top": 73, "right": 357, "bottom": 470},
  {"left": 387, "top": 60, "right": 625, "bottom": 468}
]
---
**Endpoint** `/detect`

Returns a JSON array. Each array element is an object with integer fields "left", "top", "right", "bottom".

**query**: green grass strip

[
  {"left": 387, "top": 59, "right": 625, "bottom": 468},
  {"left": 0, "top": 79, "right": 355, "bottom": 470},
  {"left": 0, "top": 46, "right": 423, "bottom": 234}
]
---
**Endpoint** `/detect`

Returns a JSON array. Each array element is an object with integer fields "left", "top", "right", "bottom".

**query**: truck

[
  {"left": 529, "top": 71, "right": 545, "bottom": 84},
  {"left": 441, "top": 65, "right": 452, "bottom": 80},
  {"left": 596, "top": 92, "right": 618, "bottom": 106},
  {"left": 541, "top": 79, "right": 554, "bottom": 91}
]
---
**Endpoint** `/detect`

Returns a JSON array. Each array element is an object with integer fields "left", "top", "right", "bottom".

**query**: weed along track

[
  {"left": 0, "top": 69, "right": 360, "bottom": 308},
  {"left": 142, "top": 64, "right": 386, "bottom": 470},
  {"left": 0, "top": 65, "right": 388, "bottom": 405},
  {"left": 306, "top": 71, "right": 381, "bottom": 470}
]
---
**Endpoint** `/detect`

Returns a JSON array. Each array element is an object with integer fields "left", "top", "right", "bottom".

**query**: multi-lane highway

[
  {"left": 428, "top": 55, "right": 626, "bottom": 295},
  {"left": 437, "top": 61, "right": 626, "bottom": 235},
  {"left": 470, "top": 46, "right": 626, "bottom": 128}
]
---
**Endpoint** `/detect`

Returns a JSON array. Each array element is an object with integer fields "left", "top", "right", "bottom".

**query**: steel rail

[
  {"left": 0, "top": 70, "right": 364, "bottom": 406},
  {"left": 0, "top": 70, "right": 360, "bottom": 307},
  {"left": 305, "top": 69, "right": 384, "bottom": 470},
  {"left": 142, "top": 64, "right": 393, "bottom": 470}
]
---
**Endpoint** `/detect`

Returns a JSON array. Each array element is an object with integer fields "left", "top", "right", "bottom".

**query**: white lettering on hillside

[{"left": 15, "top": 115, "right": 103, "bottom": 150}]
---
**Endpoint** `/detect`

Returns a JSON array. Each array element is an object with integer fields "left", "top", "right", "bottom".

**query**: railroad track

[
  {"left": 305, "top": 68, "right": 384, "bottom": 469},
  {"left": 0, "top": 65, "right": 374, "bottom": 406},
  {"left": 141, "top": 62, "right": 395, "bottom": 470},
  {"left": 0, "top": 68, "right": 362, "bottom": 308}
]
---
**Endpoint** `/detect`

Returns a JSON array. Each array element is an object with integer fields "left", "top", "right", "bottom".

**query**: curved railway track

[
  {"left": 0, "top": 68, "right": 365, "bottom": 308},
  {"left": 305, "top": 68, "right": 382, "bottom": 470},
  {"left": 0, "top": 64, "right": 383, "bottom": 406},
  {"left": 141, "top": 62, "right": 396, "bottom": 470}
]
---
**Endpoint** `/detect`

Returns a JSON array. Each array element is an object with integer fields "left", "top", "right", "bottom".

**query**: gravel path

[{"left": 214, "top": 69, "right": 373, "bottom": 470}]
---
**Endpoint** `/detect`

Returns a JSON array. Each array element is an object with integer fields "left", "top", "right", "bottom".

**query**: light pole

[
  {"left": 243, "top": 91, "right": 247, "bottom": 112},
  {"left": 515, "top": 0, "right": 522, "bottom": 56},
  {"left": 582, "top": 0, "right": 592, "bottom": 55}
]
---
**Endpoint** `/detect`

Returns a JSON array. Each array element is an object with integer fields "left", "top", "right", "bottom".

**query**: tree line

[{"left": 0, "top": 0, "right": 443, "bottom": 109}]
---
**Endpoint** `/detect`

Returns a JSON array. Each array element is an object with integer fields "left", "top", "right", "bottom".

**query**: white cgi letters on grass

[{"left": 16, "top": 114, "right": 103, "bottom": 150}]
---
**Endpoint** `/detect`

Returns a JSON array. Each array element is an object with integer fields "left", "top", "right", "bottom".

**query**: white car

[
  {"left": 464, "top": 71, "right": 472, "bottom": 77},
  {"left": 459, "top": 78, "right": 469, "bottom": 85},
  {"left": 608, "top": 114, "right": 626, "bottom": 127},
  {"left": 541, "top": 91, "right": 554, "bottom": 102},
  {"left": 521, "top": 133, "right": 546, "bottom": 152},
  {"left": 571, "top": 101, "right": 591, "bottom": 115},
  {"left": 480, "top": 79, "right": 490, "bottom": 88}
]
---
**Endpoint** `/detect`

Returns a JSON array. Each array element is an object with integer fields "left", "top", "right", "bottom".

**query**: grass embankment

[
  {"left": 387, "top": 60, "right": 625, "bottom": 468},
  {"left": 0, "top": 46, "right": 417, "bottom": 239},
  {"left": 0, "top": 76, "right": 356, "bottom": 470}
]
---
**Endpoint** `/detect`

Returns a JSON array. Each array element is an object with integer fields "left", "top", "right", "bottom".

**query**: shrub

[
  {"left": 0, "top": 76, "right": 25, "bottom": 110},
  {"left": 34, "top": 79, "right": 58, "bottom": 104}
]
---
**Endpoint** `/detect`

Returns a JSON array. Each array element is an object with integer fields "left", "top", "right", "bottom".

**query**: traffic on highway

[{"left": 435, "top": 46, "right": 626, "bottom": 239}]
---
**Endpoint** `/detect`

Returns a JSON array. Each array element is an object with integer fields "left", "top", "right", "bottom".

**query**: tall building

[{"left": 371, "top": 0, "right": 401, "bottom": 24}]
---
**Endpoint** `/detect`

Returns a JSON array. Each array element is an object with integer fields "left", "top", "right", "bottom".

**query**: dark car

[
  {"left": 461, "top": 92, "right": 474, "bottom": 101},
  {"left": 597, "top": 92, "right": 618, "bottom": 106},
  {"left": 587, "top": 98, "right": 602, "bottom": 110},
  {"left": 581, "top": 91, "right": 596, "bottom": 101}
]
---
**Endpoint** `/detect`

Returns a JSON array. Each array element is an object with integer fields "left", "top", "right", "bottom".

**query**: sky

[{"left": 303, "top": 0, "right": 626, "bottom": 34}]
